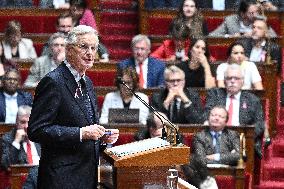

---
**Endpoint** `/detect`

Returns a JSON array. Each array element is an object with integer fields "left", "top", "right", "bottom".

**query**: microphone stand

[{"left": 118, "top": 78, "right": 181, "bottom": 146}]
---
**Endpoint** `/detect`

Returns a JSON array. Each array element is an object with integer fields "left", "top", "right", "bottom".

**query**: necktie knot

[
  {"left": 230, "top": 95, "right": 234, "bottom": 99},
  {"left": 80, "top": 78, "right": 86, "bottom": 89},
  {"left": 214, "top": 132, "right": 220, "bottom": 139}
]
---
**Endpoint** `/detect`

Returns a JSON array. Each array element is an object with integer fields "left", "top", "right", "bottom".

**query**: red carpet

[
  {"left": 98, "top": 0, "right": 138, "bottom": 60},
  {"left": 256, "top": 80, "right": 284, "bottom": 188}
]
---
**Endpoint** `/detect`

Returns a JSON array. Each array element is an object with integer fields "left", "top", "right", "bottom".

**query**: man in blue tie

[
  {"left": 181, "top": 106, "right": 240, "bottom": 188},
  {"left": 193, "top": 105, "right": 240, "bottom": 165}
]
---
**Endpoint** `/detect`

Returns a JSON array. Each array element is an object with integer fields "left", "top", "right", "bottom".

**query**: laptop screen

[{"left": 108, "top": 108, "right": 140, "bottom": 123}]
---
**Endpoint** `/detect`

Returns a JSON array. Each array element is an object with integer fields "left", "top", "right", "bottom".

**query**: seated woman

[
  {"left": 216, "top": 42, "right": 263, "bottom": 90},
  {"left": 70, "top": 0, "right": 97, "bottom": 31},
  {"left": 151, "top": 20, "right": 190, "bottom": 62},
  {"left": 177, "top": 38, "right": 215, "bottom": 89},
  {"left": 99, "top": 67, "right": 149, "bottom": 124},
  {"left": 172, "top": 0, "right": 208, "bottom": 39},
  {"left": 0, "top": 20, "right": 37, "bottom": 60}
]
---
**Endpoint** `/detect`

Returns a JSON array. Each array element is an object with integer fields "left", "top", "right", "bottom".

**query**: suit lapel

[
  {"left": 86, "top": 78, "right": 98, "bottom": 123},
  {"left": 61, "top": 64, "right": 92, "bottom": 124},
  {"left": 0, "top": 93, "right": 6, "bottom": 120},
  {"left": 239, "top": 92, "right": 247, "bottom": 124}
]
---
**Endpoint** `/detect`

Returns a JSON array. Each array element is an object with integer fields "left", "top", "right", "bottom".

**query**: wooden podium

[{"left": 100, "top": 138, "right": 190, "bottom": 189}]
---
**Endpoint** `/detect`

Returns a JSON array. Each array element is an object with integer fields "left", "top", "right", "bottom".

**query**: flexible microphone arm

[{"left": 117, "top": 77, "right": 181, "bottom": 145}]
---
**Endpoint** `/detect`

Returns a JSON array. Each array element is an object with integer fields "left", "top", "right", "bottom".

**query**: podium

[{"left": 100, "top": 138, "right": 190, "bottom": 189}]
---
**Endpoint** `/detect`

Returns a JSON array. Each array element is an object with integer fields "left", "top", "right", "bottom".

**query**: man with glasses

[
  {"left": 41, "top": 12, "right": 110, "bottom": 62},
  {"left": 28, "top": 25, "right": 119, "bottom": 189},
  {"left": 24, "top": 33, "right": 66, "bottom": 87},
  {"left": 0, "top": 69, "right": 32, "bottom": 123},
  {"left": 204, "top": 64, "right": 265, "bottom": 158},
  {"left": 118, "top": 34, "right": 165, "bottom": 88},
  {"left": 150, "top": 65, "right": 204, "bottom": 124}
]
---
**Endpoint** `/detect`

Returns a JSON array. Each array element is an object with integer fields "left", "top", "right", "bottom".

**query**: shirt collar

[
  {"left": 227, "top": 91, "right": 241, "bottom": 100},
  {"left": 3, "top": 92, "right": 18, "bottom": 99},
  {"left": 135, "top": 58, "right": 148, "bottom": 66},
  {"left": 64, "top": 60, "right": 85, "bottom": 83},
  {"left": 210, "top": 130, "right": 222, "bottom": 136}
]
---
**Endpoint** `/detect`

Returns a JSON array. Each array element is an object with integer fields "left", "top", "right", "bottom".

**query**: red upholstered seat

[
  {"left": 113, "top": 132, "right": 135, "bottom": 146},
  {"left": 267, "top": 18, "right": 281, "bottom": 35},
  {"left": 20, "top": 69, "right": 30, "bottom": 85},
  {"left": 86, "top": 70, "right": 116, "bottom": 86},
  {"left": 215, "top": 175, "right": 235, "bottom": 189},
  {"left": 148, "top": 17, "right": 172, "bottom": 35},
  {"left": 0, "top": 16, "right": 57, "bottom": 33},
  {"left": 209, "top": 46, "right": 228, "bottom": 61},
  {"left": 182, "top": 133, "right": 194, "bottom": 147},
  {"left": 33, "top": 43, "right": 44, "bottom": 57},
  {"left": 0, "top": 170, "right": 10, "bottom": 189},
  {"left": 97, "top": 96, "right": 105, "bottom": 112},
  {"left": 205, "top": 17, "right": 224, "bottom": 32}
]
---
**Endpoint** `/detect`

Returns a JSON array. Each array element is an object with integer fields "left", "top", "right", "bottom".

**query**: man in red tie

[
  {"left": 118, "top": 34, "right": 166, "bottom": 88},
  {"left": 204, "top": 64, "right": 265, "bottom": 158},
  {"left": 0, "top": 105, "right": 41, "bottom": 171}
]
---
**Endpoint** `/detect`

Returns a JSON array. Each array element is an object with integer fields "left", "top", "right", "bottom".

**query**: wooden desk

[
  {"left": 106, "top": 123, "right": 254, "bottom": 189},
  {"left": 10, "top": 164, "right": 35, "bottom": 189}
]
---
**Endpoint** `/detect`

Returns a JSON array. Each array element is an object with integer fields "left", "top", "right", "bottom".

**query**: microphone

[
  {"left": 118, "top": 78, "right": 181, "bottom": 145},
  {"left": 117, "top": 77, "right": 125, "bottom": 85}
]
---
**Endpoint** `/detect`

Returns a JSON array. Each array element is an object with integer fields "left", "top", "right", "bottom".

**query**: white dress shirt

[
  {"left": 12, "top": 140, "right": 40, "bottom": 165},
  {"left": 4, "top": 92, "right": 18, "bottom": 124}
]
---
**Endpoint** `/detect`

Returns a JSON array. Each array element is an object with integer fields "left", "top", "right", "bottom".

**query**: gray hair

[
  {"left": 164, "top": 65, "right": 185, "bottom": 81},
  {"left": 48, "top": 32, "right": 66, "bottom": 46},
  {"left": 224, "top": 63, "right": 245, "bottom": 78},
  {"left": 65, "top": 25, "right": 98, "bottom": 45},
  {"left": 17, "top": 105, "right": 32, "bottom": 117},
  {"left": 131, "top": 34, "right": 151, "bottom": 50}
]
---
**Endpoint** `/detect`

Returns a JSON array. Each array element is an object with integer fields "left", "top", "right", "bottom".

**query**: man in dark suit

[
  {"left": 151, "top": 65, "right": 204, "bottom": 124},
  {"left": 1, "top": 105, "right": 40, "bottom": 171},
  {"left": 204, "top": 64, "right": 265, "bottom": 158},
  {"left": 182, "top": 106, "right": 240, "bottom": 188},
  {"left": 118, "top": 34, "right": 165, "bottom": 88},
  {"left": 27, "top": 25, "right": 119, "bottom": 189},
  {"left": 238, "top": 17, "right": 281, "bottom": 71},
  {"left": 0, "top": 69, "right": 33, "bottom": 123}
]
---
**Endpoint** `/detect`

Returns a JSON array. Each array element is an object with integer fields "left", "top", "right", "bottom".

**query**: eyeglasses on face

[
  {"left": 225, "top": 76, "right": 243, "bottom": 81},
  {"left": 166, "top": 79, "right": 184, "bottom": 83},
  {"left": 73, "top": 43, "right": 97, "bottom": 53}
]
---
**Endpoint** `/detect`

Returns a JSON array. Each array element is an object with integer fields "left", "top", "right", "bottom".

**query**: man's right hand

[
  {"left": 82, "top": 124, "right": 106, "bottom": 140},
  {"left": 14, "top": 129, "right": 26, "bottom": 143}
]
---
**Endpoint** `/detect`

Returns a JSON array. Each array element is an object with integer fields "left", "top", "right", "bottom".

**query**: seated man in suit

[
  {"left": 151, "top": 65, "right": 204, "bottom": 124},
  {"left": 24, "top": 33, "right": 66, "bottom": 87},
  {"left": 118, "top": 34, "right": 166, "bottom": 88},
  {"left": 209, "top": 0, "right": 276, "bottom": 38},
  {"left": 182, "top": 106, "right": 239, "bottom": 188},
  {"left": 204, "top": 64, "right": 265, "bottom": 158},
  {"left": 0, "top": 69, "right": 33, "bottom": 123},
  {"left": 0, "top": 105, "right": 41, "bottom": 171},
  {"left": 238, "top": 16, "right": 282, "bottom": 71}
]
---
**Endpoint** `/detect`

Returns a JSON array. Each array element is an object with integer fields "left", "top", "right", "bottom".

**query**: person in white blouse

[
  {"left": 99, "top": 67, "right": 149, "bottom": 124},
  {"left": 0, "top": 20, "right": 37, "bottom": 60},
  {"left": 216, "top": 42, "right": 263, "bottom": 90}
]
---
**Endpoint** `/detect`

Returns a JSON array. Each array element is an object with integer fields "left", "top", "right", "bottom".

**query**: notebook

[{"left": 108, "top": 108, "right": 140, "bottom": 123}]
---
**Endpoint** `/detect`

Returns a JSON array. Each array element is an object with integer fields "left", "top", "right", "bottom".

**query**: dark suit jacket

[
  {"left": 204, "top": 88, "right": 265, "bottom": 139},
  {"left": 0, "top": 90, "right": 33, "bottom": 122},
  {"left": 22, "top": 166, "right": 38, "bottom": 189},
  {"left": 0, "top": 128, "right": 41, "bottom": 171},
  {"left": 238, "top": 38, "right": 282, "bottom": 72},
  {"left": 118, "top": 57, "right": 165, "bottom": 88},
  {"left": 150, "top": 88, "right": 204, "bottom": 124},
  {"left": 28, "top": 63, "right": 102, "bottom": 189},
  {"left": 192, "top": 127, "right": 240, "bottom": 165}
]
